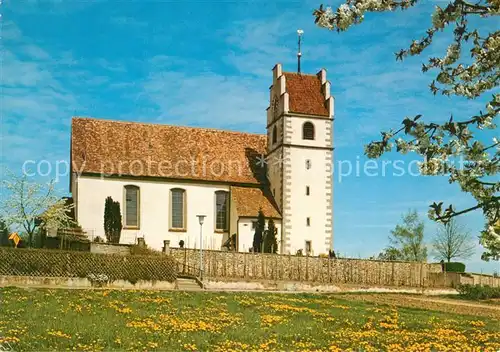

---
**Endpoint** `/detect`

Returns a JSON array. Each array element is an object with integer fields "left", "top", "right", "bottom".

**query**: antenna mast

[{"left": 297, "top": 29, "right": 303, "bottom": 73}]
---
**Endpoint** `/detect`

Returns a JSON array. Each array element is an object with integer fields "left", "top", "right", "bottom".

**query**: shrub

[
  {"left": 444, "top": 262, "right": 466, "bottom": 272},
  {"left": 457, "top": 284, "right": 500, "bottom": 300},
  {"left": 130, "top": 244, "right": 161, "bottom": 256}
]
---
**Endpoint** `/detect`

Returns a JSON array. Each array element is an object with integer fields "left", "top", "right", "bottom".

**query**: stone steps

[{"left": 176, "top": 278, "right": 202, "bottom": 291}]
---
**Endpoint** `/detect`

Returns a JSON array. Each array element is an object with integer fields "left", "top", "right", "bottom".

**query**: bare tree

[{"left": 432, "top": 219, "right": 476, "bottom": 263}]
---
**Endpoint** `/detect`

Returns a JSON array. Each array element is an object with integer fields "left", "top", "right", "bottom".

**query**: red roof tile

[
  {"left": 231, "top": 186, "right": 281, "bottom": 218},
  {"left": 283, "top": 72, "right": 329, "bottom": 117},
  {"left": 71, "top": 117, "right": 268, "bottom": 185}
]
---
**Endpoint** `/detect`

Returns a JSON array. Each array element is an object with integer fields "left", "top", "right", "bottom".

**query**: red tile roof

[
  {"left": 71, "top": 117, "right": 268, "bottom": 185},
  {"left": 231, "top": 186, "right": 281, "bottom": 218},
  {"left": 283, "top": 72, "right": 329, "bottom": 117}
]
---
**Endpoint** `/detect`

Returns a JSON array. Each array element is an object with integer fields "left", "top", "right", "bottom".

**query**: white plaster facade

[
  {"left": 75, "top": 176, "right": 230, "bottom": 250},
  {"left": 74, "top": 175, "right": 282, "bottom": 252}
]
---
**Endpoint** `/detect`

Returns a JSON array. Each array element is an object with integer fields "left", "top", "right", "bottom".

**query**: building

[{"left": 70, "top": 63, "right": 334, "bottom": 255}]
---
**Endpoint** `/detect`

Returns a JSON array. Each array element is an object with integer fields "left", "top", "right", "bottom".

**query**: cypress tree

[
  {"left": 111, "top": 201, "right": 122, "bottom": 243},
  {"left": 104, "top": 197, "right": 113, "bottom": 242},
  {"left": 252, "top": 209, "right": 265, "bottom": 252},
  {"left": 263, "top": 218, "right": 278, "bottom": 253}
]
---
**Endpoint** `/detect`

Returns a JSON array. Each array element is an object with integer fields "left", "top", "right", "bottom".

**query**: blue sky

[{"left": 1, "top": 0, "right": 498, "bottom": 273}]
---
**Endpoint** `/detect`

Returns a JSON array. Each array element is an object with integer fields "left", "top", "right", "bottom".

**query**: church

[{"left": 70, "top": 63, "right": 334, "bottom": 255}]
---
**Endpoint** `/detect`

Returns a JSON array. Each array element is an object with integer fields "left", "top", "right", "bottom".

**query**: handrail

[{"left": 174, "top": 260, "right": 205, "bottom": 289}]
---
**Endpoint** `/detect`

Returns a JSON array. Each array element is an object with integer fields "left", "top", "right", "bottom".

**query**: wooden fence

[{"left": 171, "top": 248, "right": 442, "bottom": 288}]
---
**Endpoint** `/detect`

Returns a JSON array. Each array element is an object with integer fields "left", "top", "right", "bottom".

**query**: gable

[{"left": 71, "top": 117, "right": 268, "bottom": 185}]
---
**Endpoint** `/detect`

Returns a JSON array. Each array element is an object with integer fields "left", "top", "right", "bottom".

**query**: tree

[
  {"left": 263, "top": 218, "right": 278, "bottom": 253},
  {"left": 1, "top": 170, "right": 74, "bottom": 247},
  {"left": 377, "top": 247, "right": 404, "bottom": 261},
  {"left": 0, "top": 219, "right": 10, "bottom": 247},
  {"left": 432, "top": 218, "right": 476, "bottom": 262},
  {"left": 252, "top": 209, "right": 266, "bottom": 252},
  {"left": 313, "top": 1, "right": 499, "bottom": 260},
  {"left": 388, "top": 210, "right": 427, "bottom": 262},
  {"left": 103, "top": 197, "right": 122, "bottom": 243}
]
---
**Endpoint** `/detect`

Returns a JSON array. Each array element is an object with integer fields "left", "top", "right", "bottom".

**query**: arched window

[
  {"left": 124, "top": 185, "right": 140, "bottom": 228},
  {"left": 215, "top": 191, "right": 229, "bottom": 231},
  {"left": 302, "top": 122, "right": 315, "bottom": 140},
  {"left": 272, "top": 126, "right": 277, "bottom": 144},
  {"left": 170, "top": 188, "right": 186, "bottom": 230}
]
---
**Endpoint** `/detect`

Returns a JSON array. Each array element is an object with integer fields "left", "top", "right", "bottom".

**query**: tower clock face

[{"left": 272, "top": 96, "right": 279, "bottom": 119}]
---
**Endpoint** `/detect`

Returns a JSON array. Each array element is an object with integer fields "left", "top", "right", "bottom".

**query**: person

[{"left": 329, "top": 249, "right": 336, "bottom": 259}]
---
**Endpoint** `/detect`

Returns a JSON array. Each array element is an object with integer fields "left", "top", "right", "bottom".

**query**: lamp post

[{"left": 196, "top": 215, "right": 206, "bottom": 279}]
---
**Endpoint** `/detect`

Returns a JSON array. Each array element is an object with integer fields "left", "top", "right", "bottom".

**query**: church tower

[{"left": 266, "top": 63, "right": 334, "bottom": 255}]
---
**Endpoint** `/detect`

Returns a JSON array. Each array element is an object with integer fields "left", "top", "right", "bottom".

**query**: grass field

[{"left": 0, "top": 287, "right": 499, "bottom": 351}]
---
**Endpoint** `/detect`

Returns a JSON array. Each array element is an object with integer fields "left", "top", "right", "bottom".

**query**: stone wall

[
  {"left": 171, "top": 248, "right": 442, "bottom": 288},
  {"left": 459, "top": 273, "right": 500, "bottom": 287},
  {"left": 90, "top": 243, "right": 131, "bottom": 255},
  {"left": 428, "top": 272, "right": 500, "bottom": 288}
]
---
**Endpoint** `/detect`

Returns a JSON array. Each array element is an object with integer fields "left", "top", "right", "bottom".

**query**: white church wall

[
  {"left": 266, "top": 148, "right": 283, "bottom": 210},
  {"left": 76, "top": 176, "right": 231, "bottom": 251},
  {"left": 287, "top": 147, "right": 332, "bottom": 256}
]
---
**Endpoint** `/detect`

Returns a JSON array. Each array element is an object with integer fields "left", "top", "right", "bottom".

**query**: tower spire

[{"left": 297, "top": 29, "right": 303, "bottom": 73}]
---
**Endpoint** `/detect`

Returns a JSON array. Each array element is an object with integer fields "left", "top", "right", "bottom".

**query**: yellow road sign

[{"left": 8, "top": 232, "right": 21, "bottom": 248}]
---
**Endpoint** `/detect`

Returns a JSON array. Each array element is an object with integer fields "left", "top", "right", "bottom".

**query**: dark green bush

[
  {"left": 130, "top": 244, "right": 161, "bottom": 256},
  {"left": 444, "top": 262, "right": 466, "bottom": 272},
  {"left": 457, "top": 284, "right": 500, "bottom": 300}
]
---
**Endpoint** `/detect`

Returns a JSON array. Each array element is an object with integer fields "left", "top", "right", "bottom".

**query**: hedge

[
  {"left": 444, "top": 262, "right": 466, "bottom": 273},
  {"left": 457, "top": 284, "right": 500, "bottom": 300}
]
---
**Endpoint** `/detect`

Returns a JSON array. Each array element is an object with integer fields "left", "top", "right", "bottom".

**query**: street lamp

[{"left": 196, "top": 215, "right": 206, "bottom": 279}]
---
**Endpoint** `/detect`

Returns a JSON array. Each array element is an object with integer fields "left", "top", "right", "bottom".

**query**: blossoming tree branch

[{"left": 313, "top": 0, "right": 499, "bottom": 260}]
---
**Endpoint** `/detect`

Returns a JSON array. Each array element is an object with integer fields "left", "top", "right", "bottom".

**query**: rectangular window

[
  {"left": 305, "top": 241, "right": 312, "bottom": 255},
  {"left": 215, "top": 191, "right": 228, "bottom": 231},
  {"left": 171, "top": 189, "right": 185, "bottom": 229},
  {"left": 125, "top": 186, "right": 139, "bottom": 228},
  {"left": 306, "top": 186, "right": 310, "bottom": 196},
  {"left": 306, "top": 217, "right": 310, "bottom": 226}
]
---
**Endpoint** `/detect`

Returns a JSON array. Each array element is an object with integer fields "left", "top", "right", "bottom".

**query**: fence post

[
  {"left": 232, "top": 253, "right": 236, "bottom": 278},
  {"left": 183, "top": 248, "right": 187, "bottom": 274},
  {"left": 243, "top": 253, "right": 247, "bottom": 279},
  {"left": 305, "top": 255, "right": 309, "bottom": 281},
  {"left": 328, "top": 258, "right": 331, "bottom": 283},
  {"left": 391, "top": 262, "right": 395, "bottom": 286},
  {"left": 262, "top": 255, "right": 266, "bottom": 279},
  {"left": 276, "top": 255, "right": 279, "bottom": 280}
]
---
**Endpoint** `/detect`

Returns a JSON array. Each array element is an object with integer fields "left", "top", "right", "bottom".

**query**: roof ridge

[
  {"left": 72, "top": 116, "right": 266, "bottom": 137},
  {"left": 283, "top": 71, "right": 320, "bottom": 78}
]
